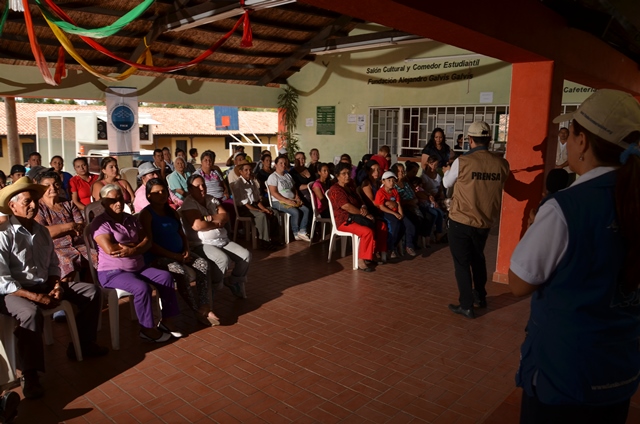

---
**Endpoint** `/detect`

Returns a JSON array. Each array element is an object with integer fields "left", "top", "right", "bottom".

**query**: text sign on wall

[{"left": 317, "top": 106, "right": 336, "bottom": 135}]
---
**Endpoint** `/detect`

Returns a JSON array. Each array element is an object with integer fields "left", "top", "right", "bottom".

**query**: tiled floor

[{"left": 8, "top": 230, "right": 640, "bottom": 423}]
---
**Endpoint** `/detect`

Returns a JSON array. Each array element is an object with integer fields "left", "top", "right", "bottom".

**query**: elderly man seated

[
  {"left": 230, "top": 161, "right": 276, "bottom": 250},
  {"left": 0, "top": 177, "right": 107, "bottom": 399},
  {"left": 133, "top": 162, "right": 178, "bottom": 213}
]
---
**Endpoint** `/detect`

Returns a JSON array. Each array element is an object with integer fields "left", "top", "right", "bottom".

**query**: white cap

[
  {"left": 553, "top": 89, "right": 640, "bottom": 148},
  {"left": 381, "top": 171, "right": 397, "bottom": 180},
  {"left": 467, "top": 121, "right": 491, "bottom": 138}
]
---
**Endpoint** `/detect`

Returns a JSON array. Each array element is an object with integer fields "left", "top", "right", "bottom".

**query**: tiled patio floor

[{"left": 10, "top": 230, "right": 640, "bottom": 423}]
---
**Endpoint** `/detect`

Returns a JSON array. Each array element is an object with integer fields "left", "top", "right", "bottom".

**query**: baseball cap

[
  {"left": 381, "top": 171, "right": 397, "bottom": 180},
  {"left": 467, "top": 121, "right": 491, "bottom": 138},
  {"left": 26, "top": 165, "right": 47, "bottom": 180},
  {"left": 10, "top": 164, "right": 26, "bottom": 175},
  {"left": 138, "top": 162, "right": 158, "bottom": 178},
  {"left": 553, "top": 89, "right": 640, "bottom": 148}
]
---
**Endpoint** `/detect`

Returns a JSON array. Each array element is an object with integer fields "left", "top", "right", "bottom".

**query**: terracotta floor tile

[{"left": 13, "top": 232, "right": 546, "bottom": 423}]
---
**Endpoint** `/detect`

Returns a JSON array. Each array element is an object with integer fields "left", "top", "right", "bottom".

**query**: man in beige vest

[{"left": 442, "top": 121, "right": 510, "bottom": 318}]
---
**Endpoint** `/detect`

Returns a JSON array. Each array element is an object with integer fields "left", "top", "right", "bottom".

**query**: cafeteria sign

[{"left": 317, "top": 106, "right": 335, "bottom": 135}]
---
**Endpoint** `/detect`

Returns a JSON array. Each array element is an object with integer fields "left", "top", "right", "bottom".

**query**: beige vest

[{"left": 449, "top": 149, "right": 510, "bottom": 228}]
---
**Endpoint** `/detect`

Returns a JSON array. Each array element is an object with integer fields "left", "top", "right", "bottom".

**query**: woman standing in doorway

[{"left": 421, "top": 128, "right": 451, "bottom": 169}]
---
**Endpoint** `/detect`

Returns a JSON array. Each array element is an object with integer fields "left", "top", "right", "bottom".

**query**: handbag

[{"left": 346, "top": 213, "right": 376, "bottom": 229}]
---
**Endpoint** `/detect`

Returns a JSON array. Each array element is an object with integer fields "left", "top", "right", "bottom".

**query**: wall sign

[{"left": 317, "top": 106, "right": 336, "bottom": 135}]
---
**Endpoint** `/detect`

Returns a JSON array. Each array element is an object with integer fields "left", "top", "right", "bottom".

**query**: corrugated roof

[{"left": 0, "top": 103, "right": 278, "bottom": 137}]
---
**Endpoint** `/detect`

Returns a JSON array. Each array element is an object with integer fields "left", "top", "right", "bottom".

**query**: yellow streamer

[{"left": 44, "top": 14, "right": 151, "bottom": 81}]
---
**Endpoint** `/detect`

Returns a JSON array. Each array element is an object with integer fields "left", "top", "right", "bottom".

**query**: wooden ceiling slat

[{"left": 257, "top": 14, "right": 352, "bottom": 85}]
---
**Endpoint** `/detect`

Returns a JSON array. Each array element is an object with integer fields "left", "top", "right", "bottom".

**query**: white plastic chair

[
  {"left": 119, "top": 167, "right": 139, "bottom": 191},
  {"left": 267, "top": 189, "right": 290, "bottom": 244},
  {"left": 325, "top": 191, "right": 360, "bottom": 270},
  {"left": 231, "top": 194, "right": 258, "bottom": 250},
  {"left": 307, "top": 186, "right": 331, "bottom": 245},
  {"left": 84, "top": 224, "right": 160, "bottom": 351},
  {"left": 0, "top": 299, "right": 84, "bottom": 381}
]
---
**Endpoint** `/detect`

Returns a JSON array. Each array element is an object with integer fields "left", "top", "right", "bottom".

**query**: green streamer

[
  {"left": 35, "top": 0, "right": 155, "bottom": 38},
  {"left": 0, "top": 2, "right": 9, "bottom": 37}
]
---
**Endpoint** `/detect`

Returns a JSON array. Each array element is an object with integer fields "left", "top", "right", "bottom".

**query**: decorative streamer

[
  {"left": 43, "top": 7, "right": 249, "bottom": 74},
  {"left": 44, "top": 12, "right": 152, "bottom": 82},
  {"left": 0, "top": 2, "right": 9, "bottom": 37},
  {"left": 239, "top": 0, "right": 252, "bottom": 47},
  {"left": 36, "top": 0, "right": 155, "bottom": 38},
  {"left": 22, "top": 0, "right": 57, "bottom": 85},
  {"left": 54, "top": 46, "right": 66, "bottom": 84},
  {"left": 23, "top": 0, "right": 252, "bottom": 84}
]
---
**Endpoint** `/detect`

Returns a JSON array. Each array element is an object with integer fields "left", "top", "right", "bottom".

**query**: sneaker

[
  {"left": 226, "top": 281, "right": 247, "bottom": 299},
  {"left": 405, "top": 247, "right": 417, "bottom": 257},
  {"left": 20, "top": 372, "right": 44, "bottom": 400},
  {"left": 295, "top": 232, "right": 310, "bottom": 242},
  {"left": 390, "top": 251, "right": 397, "bottom": 259}
]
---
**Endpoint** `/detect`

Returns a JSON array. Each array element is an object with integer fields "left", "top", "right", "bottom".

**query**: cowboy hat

[
  {"left": 234, "top": 160, "right": 251, "bottom": 177},
  {"left": 0, "top": 176, "right": 48, "bottom": 214}
]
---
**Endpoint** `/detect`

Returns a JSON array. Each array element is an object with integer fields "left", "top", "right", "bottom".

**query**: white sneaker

[{"left": 295, "top": 232, "right": 310, "bottom": 242}]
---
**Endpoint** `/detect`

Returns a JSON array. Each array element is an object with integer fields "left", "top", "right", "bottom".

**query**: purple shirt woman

[{"left": 91, "top": 183, "right": 182, "bottom": 343}]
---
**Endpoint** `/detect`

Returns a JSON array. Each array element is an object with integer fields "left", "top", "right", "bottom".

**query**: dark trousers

[
  {"left": 382, "top": 212, "right": 405, "bottom": 250},
  {"left": 403, "top": 209, "right": 432, "bottom": 249},
  {"left": 520, "top": 390, "right": 630, "bottom": 424},
  {"left": 448, "top": 219, "right": 490, "bottom": 309},
  {"left": 0, "top": 282, "right": 100, "bottom": 373}
]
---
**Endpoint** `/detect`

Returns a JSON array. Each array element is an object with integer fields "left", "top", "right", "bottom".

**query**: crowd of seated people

[{"left": 0, "top": 142, "right": 455, "bottom": 398}]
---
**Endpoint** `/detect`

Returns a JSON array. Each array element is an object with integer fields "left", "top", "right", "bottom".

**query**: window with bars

[
  {"left": 370, "top": 108, "right": 399, "bottom": 155},
  {"left": 370, "top": 104, "right": 579, "bottom": 157}
]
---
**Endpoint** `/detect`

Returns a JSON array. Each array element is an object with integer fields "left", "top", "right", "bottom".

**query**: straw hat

[
  {"left": 0, "top": 176, "right": 48, "bottom": 214},
  {"left": 234, "top": 160, "right": 251, "bottom": 176}
]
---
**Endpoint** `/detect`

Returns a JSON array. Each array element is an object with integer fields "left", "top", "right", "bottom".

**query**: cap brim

[{"left": 552, "top": 112, "right": 574, "bottom": 124}]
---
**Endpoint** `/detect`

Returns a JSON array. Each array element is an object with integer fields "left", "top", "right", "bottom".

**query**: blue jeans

[{"left": 272, "top": 201, "right": 310, "bottom": 234}]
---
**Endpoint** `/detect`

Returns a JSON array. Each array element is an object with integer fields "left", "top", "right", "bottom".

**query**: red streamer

[
  {"left": 241, "top": 11, "right": 253, "bottom": 47},
  {"left": 23, "top": 0, "right": 57, "bottom": 85},
  {"left": 54, "top": 46, "right": 66, "bottom": 84},
  {"left": 42, "top": 1, "right": 249, "bottom": 73}
]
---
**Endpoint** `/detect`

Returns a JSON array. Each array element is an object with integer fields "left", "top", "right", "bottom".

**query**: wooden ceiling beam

[{"left": 257, "top": 14, "right": 352, "bottom": 85}]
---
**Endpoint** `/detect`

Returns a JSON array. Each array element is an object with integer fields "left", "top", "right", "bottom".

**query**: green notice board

[{"left": 316, "top": 106, "right": 335, "bottom": 135}]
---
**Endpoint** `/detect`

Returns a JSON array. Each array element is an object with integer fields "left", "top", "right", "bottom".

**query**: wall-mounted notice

[
  {"left": 317, "top": 106, "right": 336, "bottom": 135},
  {"left": 357, "top": 114, "right": 366, "bottom": 124},
  {"left": 347, "top": 114, "right": 357, "bottom": 124},
  {"left": 305, "top": 118, "right": 314, "bottom": 127},
  {"left": 479, "top": 92, "right": 494, "bottom": 103},
  {"left": 356, "top": 123, "right": 366, "bottom": 133}
]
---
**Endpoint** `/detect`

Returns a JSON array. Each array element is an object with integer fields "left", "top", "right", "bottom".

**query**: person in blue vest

[{"left": 509, "top": 89, "right": 640, "bottom": 423}]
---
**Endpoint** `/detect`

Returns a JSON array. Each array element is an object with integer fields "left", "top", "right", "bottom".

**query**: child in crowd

[
  {"left": 9, "top": 164, "right": 26, "bottom": 183},
  {"left": 370, "top": 146, "right": 391, "bottom": 172},
  {"left": 374, "top": 171, "right": 405, "bottom": 258}
]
